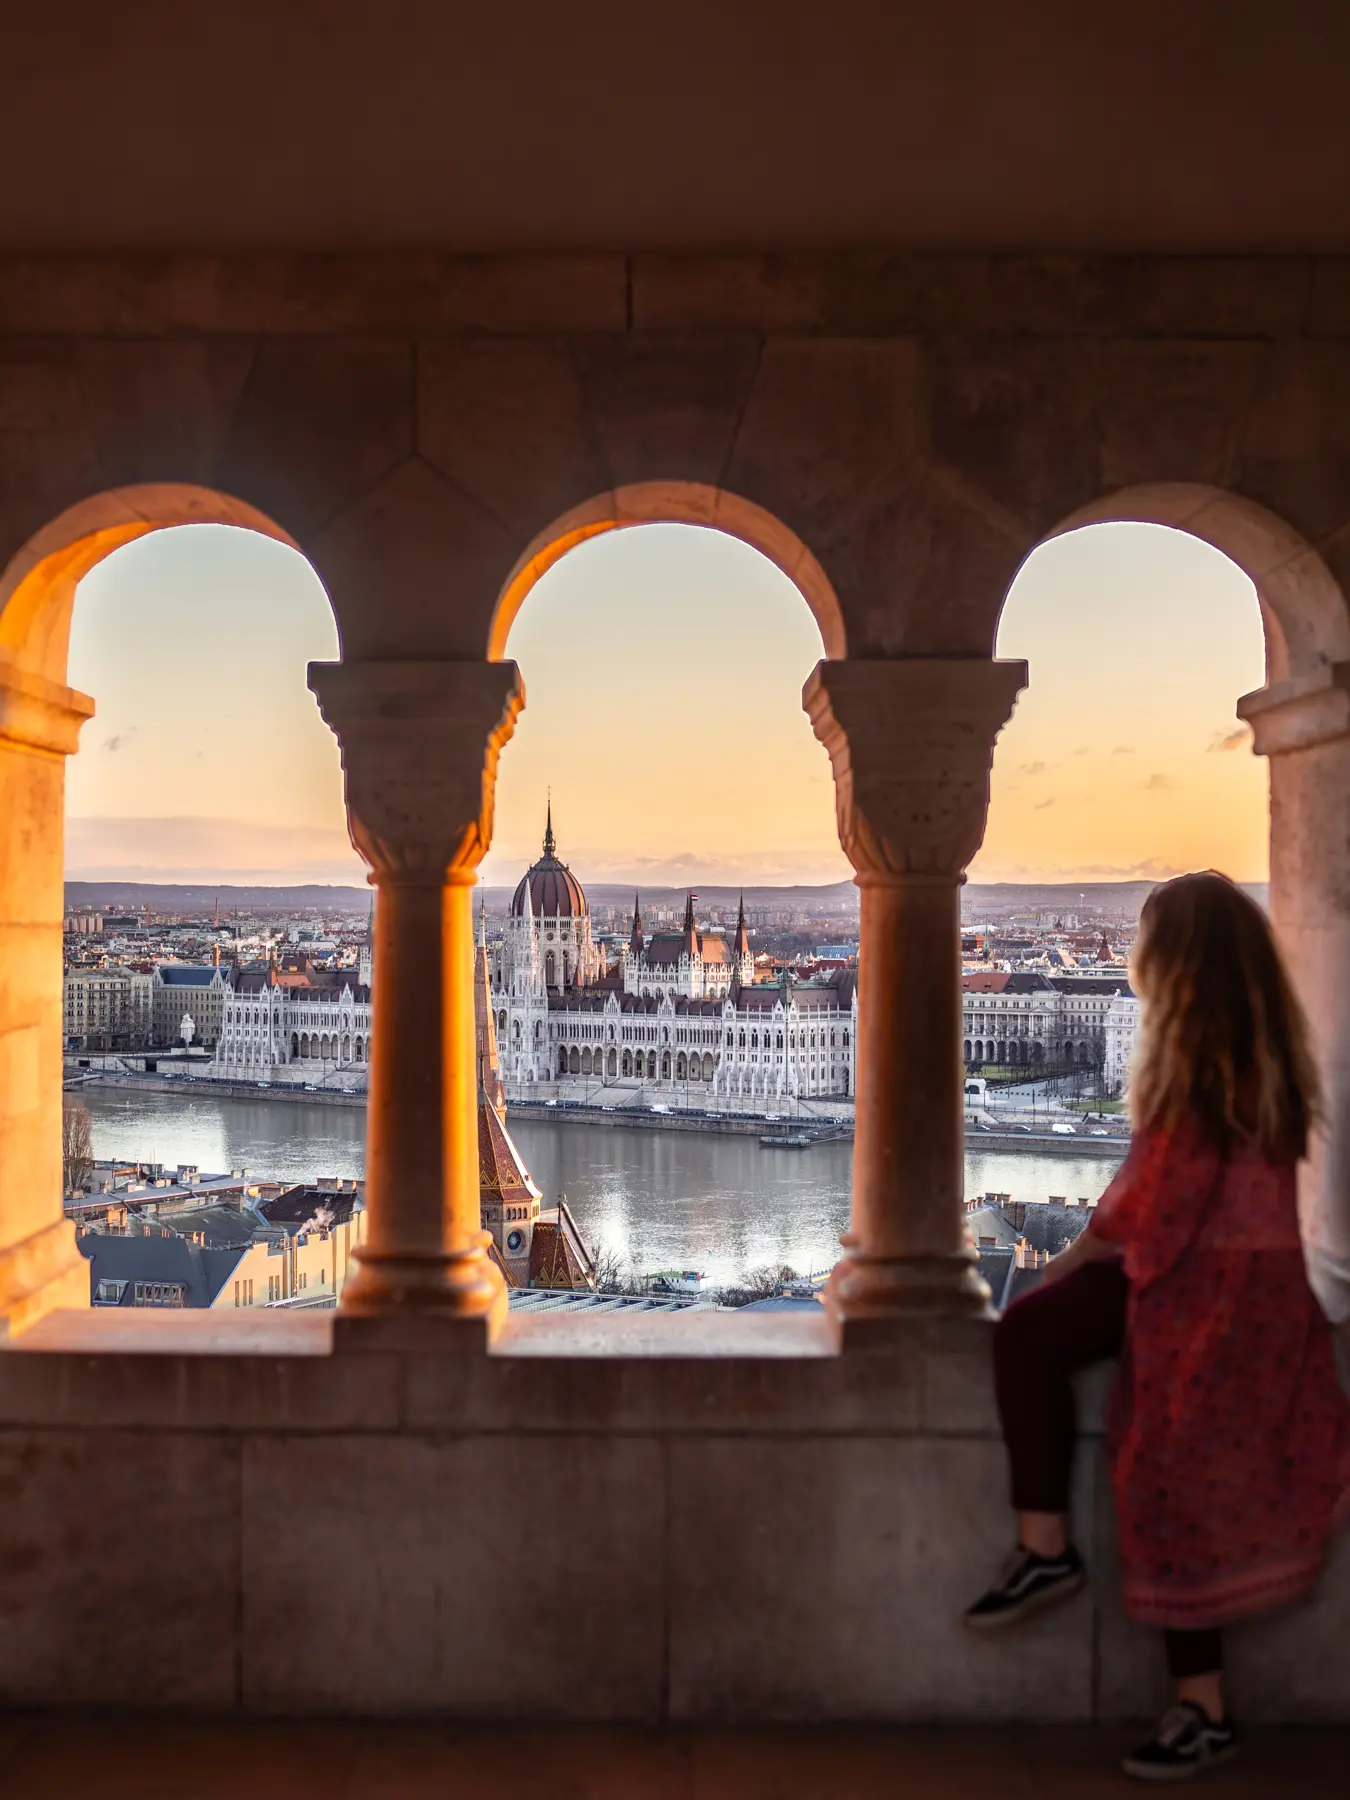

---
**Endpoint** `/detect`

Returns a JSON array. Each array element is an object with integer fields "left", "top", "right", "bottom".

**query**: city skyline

[{"left": 65, "top": 518, "right": 1267, "bottom": 888}]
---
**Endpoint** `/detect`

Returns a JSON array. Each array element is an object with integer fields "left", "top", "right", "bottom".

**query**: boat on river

[{"left": 759, "top": 1132, "right": 814, "bottom": 1149}]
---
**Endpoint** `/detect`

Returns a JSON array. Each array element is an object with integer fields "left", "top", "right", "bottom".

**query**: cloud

[
  {"left": 1074, "top": 746, "right": 1091, "bottom": 757},
  {"left": 1209, "top": 725, "right": 1252, "bottom": 753},
  {"left": 1110, "top": 745, "right": 1134, "bottom": 757},
  {"left": 101, "top": 730, "right": 136, "bottom": 753},
  {"left": 1141, "top": 773, "right": 1175, "bottom": 792},
  {"left": 1034, "top": 797, "right": 1056, "bottom": 811},
  {"left": 1020, "top": 760, "right": 1049, "bottom": 776}
]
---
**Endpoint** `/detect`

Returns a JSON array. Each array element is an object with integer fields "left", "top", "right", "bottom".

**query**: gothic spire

[
  {"left": 543, "top": 791, "right": 556, "bottom": 858},
  {"left": 629, "top": 890, "right": 644, "bottom": 953},
  {"left": 682, "top": 890, "right": 698, "bottom": 956},
  {"left": 733, "top": 890, "right": 750, "bottom": 956}
]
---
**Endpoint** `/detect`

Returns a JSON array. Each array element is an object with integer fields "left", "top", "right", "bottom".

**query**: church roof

[
  {"left": 478, "top": 1102, "right": 540, "bottom": 1209},
  {"left": 527, "top": 1199, "right": 594, "bottom": 1292}
]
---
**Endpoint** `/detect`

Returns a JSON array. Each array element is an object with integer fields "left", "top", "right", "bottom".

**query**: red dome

[
  {"left": 510, "top": 806, "right": 588, "bottom": 918},
  {"left": 511, "top": 853, "right": 588, "bottom": 919}
]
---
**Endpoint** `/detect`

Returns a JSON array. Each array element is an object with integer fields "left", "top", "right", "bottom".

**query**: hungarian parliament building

[
  {"left": 203, "top": 810, "right": 1136, "bottom": 1105},
  {"left": 490, "top": 813, "right": 857, "bottom": 1106}
]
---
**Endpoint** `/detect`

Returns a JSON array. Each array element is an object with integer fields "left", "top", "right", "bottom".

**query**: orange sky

[{"left": 63, "top": 519, "right": 1268, "bottom": 889}]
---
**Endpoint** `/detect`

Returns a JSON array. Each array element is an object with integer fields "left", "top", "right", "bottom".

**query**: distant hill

[{"left": 62, "top": 876, "right": 1266, "bottom": 919}]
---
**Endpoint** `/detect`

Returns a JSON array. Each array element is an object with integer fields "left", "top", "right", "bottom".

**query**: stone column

[
  {"left": 805, "top": 658, "right": 1026, "bottom": 1333},
  {"left": 1240, "top": 667, "right": 1350, "bottom": 1324},
  {"left": 0, "top": 662, "right": 95, "bottom": 1337},
  {"left": 309, "top": 659, "right": 523, "bottom": 1338}
]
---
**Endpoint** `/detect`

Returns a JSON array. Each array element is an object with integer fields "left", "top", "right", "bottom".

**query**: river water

[{"left": 79, "top": 1088, "right": 1125, "bottom": 1288}]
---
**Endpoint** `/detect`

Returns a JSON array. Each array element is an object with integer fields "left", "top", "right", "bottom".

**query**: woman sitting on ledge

[{"left": 966, "top": 871, "right": 1350, "bottom": 1783}]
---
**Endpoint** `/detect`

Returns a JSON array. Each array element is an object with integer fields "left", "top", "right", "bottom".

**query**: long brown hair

[{"left": 1130, "top": 872, "right": 1319, "bottom": 1162}]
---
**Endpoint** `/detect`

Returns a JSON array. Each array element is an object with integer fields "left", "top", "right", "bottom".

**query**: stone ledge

[{"left": 0, "top": 1306, "right": 1115, "bottom": 1440}]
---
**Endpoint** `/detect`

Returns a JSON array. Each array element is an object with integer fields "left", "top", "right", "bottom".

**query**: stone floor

[{"left": 0, "top": 1719, "right": 1345, "bottom": 1796}]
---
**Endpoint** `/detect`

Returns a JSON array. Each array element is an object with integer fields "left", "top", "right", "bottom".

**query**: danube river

[{"left": 79, "top": 1088, "right": 1126, "bottom": 1288}]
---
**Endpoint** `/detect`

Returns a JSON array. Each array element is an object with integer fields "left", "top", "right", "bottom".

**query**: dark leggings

[{"left": 994, "top": 1258, "right": 1222, "bottom": 1681}]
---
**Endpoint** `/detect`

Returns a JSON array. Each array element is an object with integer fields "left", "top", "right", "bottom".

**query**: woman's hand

[{"left": 1040, "top": 1223, "right": 1120, "bottom": 1287}]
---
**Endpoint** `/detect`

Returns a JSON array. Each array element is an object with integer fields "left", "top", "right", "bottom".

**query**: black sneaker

[
  {"left": 1122, "top": 1702, "right": 1239, "bottom": 1782},
  {"left": 963, "top": 1543, "right": 1086, "bottom": 1630}
]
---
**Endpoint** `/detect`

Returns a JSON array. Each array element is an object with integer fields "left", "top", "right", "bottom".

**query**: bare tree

[
  {"left": 592, "top": 1241, "right": 644, "bottom": 1295},
  {"left": 62, "top": 1098, "right": 94, "bottom": 1195},
  {"left": 714, "top": 1262, "right": 803, "bottom": 1308}
]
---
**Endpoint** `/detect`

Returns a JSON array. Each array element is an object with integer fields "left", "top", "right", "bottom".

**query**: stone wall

[{"left": 0, "top": 1309, "right": 1345, "bottom": 1722}]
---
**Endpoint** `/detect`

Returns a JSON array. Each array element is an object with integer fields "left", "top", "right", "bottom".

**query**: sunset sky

[{"left": 64, "top": 519, "right": 1268, "bottom": 890}]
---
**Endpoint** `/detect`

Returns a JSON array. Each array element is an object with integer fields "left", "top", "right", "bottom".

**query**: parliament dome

[{"left": 510, "top": 806, "right": 588, "bottom": 919}]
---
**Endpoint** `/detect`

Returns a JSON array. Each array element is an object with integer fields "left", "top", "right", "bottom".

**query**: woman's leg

[
  {"left": 1165, "top": 1629, "right": 1225, "bottom": 1722},
  {"left": 993, "top": 1258, "right": 1129, "bottom": 1552}
]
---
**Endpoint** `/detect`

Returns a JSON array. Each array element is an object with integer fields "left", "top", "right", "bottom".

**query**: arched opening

[
  {"left": 479, "top": 489, "right": 851, "bottom": 1272},
  {"left": 0, "top": 485, "right": 341, "bottom": 1331},
  {"left": 987, "top": 491, "right": 1350, "bottom": 1316}
]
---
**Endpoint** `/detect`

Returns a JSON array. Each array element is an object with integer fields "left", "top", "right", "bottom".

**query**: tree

[{"left": 62, "top": 1098, "right": 93, "bottom": 1195}]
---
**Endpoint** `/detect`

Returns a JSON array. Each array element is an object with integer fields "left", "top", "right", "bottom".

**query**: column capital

[
  {"left": 0, "top": 660, "right": 94, "bottom": 758},
  {"left": 804, "top": 658, "right": 1026, "bottom": 881},
  {"left": 1238, "top": 663, "right": 1350, "bottom": 757},
  {"left": 309, "top": 659, "right": 524, "bottom": 883}
]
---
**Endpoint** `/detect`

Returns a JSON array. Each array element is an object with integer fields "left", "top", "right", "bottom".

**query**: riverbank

[{"left": 67, "top": 1070, "right": 1132, "bottom": 1155}]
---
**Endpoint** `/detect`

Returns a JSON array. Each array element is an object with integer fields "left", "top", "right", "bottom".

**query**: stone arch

[
  {"left": 607, "top": 1048, "right": 617, "bottom": 1078},
  {"left": 342, "top": 1035, "right": 351, "bottom": 1061},
  {"left": 1022, "top": 483, "right": 1350, "bottom": 689},
  {"left": 488, "top": 482, "right": 846, "bottom": 663},
  {"left": 0, "top": 484, "right": 311, "bottom": 690}
]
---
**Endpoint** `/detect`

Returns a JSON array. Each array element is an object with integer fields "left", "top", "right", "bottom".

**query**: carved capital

[
  {"left": 309, "top": 659, "right": 524, "bottom": 883},
  {"left": 804, "top": 658, "right": 1026, "bottom": 880},
  {"left": 1238, "top": 664, "right": 1350, "bottom": 758},
  {"left": 0, "top": 659, "right": 94, "bottom": 757}
]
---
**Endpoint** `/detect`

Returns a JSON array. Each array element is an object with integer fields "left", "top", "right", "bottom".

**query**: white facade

[
  {"left": 213, "top": 969, "right": 372, "bottom": 1075},
  {"left": 961, "top": 972, "right": 1134, "bottom": 1074},
  {"left": 490, "top": 821, "right": 856, "bottom": 1104},
  {"left": 1103, "top": 991, "right": 1142, "bottom": 1097}
]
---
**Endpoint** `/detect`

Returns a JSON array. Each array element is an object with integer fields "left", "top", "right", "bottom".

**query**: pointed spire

[
  {"left": 682, "top": 890, "right": 698, "bottom": 956},
  {"left": 629, "top": 890, "right": 644, "bottom": 954},
  {"left": 733, "top": 890, "right": 750, "bottom": 956},
  {"left": 474, "top": 915, "right": 505, "bottom": 1117},
  {"left": 543, "top": 791, "right": 556, "bottom": 858}
]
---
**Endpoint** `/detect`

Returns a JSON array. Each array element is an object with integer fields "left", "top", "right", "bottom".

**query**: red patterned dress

[{"left": 1091, "top": 1123, "right": 1350, "bottom": 1629}]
